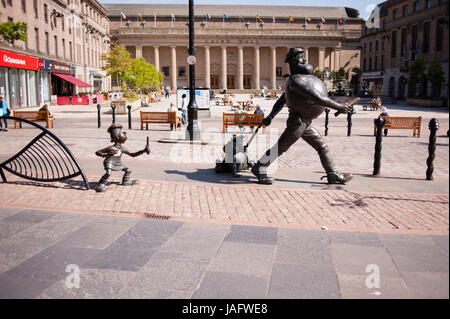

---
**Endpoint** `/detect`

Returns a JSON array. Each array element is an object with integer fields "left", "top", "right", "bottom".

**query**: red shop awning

[{"left": 52, "top": 73, "right": 93, "bottom": 88}]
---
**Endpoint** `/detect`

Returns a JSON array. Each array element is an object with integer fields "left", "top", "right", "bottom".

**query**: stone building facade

[
  {"left": 360, "top": 0, "right": 449, "bottom": 100},
  {"left": 106, "top": 4, "right": 364, "bottom": 92},
  {"left": 0, "top": 0, "right": 110, "bottom": 108}
]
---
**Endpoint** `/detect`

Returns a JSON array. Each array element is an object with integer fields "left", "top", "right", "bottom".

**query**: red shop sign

[{"left": 0, "top": 49, "right": 40, "bottom": 71}]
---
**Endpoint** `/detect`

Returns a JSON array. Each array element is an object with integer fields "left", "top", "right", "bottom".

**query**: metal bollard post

[
  {"left": 325, "top": 107, "right": 330, "bottom": 136},
  {"left": 426, "top": 118, "right": 439, "bottom": 181},
  {"left": 97, "top": 104, "right": 101, "bottom": 128},
  {"left": 373, "top": 117, "right": 385, "bottom": 176},
  {"left": 111, "top": 104, "right": 116, "bottom": 124},
  {"left": 127, "top": 105, "right": 132, "bottom": 130},
  {"left": 347, "top": 107, "right": 353, "bottom": 137}
]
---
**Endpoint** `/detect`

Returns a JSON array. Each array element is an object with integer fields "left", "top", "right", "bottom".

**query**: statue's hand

[
  {"left": 337, "top": 103, "right": 352, "bottom": 114},
  {"left": 261, "top": 117, "right": 272, "bottom": 126}
]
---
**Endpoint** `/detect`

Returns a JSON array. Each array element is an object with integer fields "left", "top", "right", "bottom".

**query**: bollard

[
  {"left": 111, "top": 104, "right": 116, "bottom": 123},
  {"left": 426, "top": 118, "right": 439, "bottom": 181},
  {"left": 324, "top": 108, "right": 330, "bottom": 136},
  {"left": 347, "top": 107, "right": 353, "bottom": 137},
  {"left": 97, "top": 104, "right": 101, "bottom": 128},
  {"left": 127, "top": 105, "right": 132, "bottom": 130},
  {"left": 373, "top": 117, "right": 385, "bottom": 176}
]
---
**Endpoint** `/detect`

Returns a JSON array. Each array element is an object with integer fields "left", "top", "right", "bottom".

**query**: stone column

[
  {"left": 254, "top": 46, "right": 260, "bottom": 90},
  {"left": 304, "top": 46, "right": 309, "bottom": 63},
  {"left": 238, "top": 46, "right": 244, "bottom": 90},
  {"left": 205, "top": 46, "right": 211, "bottom": 89},
  {"left": 153, "top": 46, "right": 160, "bottom": 71},
  {"left": 170, "top": 46, "right": 177, "bottom": 90},
  {"left": 335, "top": 47, "right": 341, "bottom": 71},
  {"left": 319, "top": 47, "right": 325, "bottom": 71},
  {"left": 136, "top": 46, "right": 143, "bottom": 58},
  {"left": 331, "top": 49, "right": 335, "bottom": 71},
  {"left": 271, "top": 46, "right": 277, "bottom": 89},
  {"left": 221, "top": 46, "right": 227, "bottom": 90}
]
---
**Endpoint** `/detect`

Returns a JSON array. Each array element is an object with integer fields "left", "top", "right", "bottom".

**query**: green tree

[
  {"left": 126, "top": 57, "right": 163, "bottom": 92},
  {"left": 408, "top": 59, "right": 427, "bottom": 98},
  {"left": 427, "top": 60, "right": 446, "bottom": 98},
  {"left": 101, "top": 41, "right": 132, "bottom": 90},
  {"left": 313, "top": 69, "right": 324, "bottom": 81},
  {"left": 0, "top": 17, "right": 27, "bottom": 45}
]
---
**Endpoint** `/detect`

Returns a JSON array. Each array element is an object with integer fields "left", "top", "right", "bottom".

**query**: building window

[
  {"left": 426, "top": 0, "right": 432, "bottom": 8},
  {"left": 369, "top": 42, "right": 372, "bottom": 52},
  {"left": 403, "top": 5, "right": 408, "bottom": 16},
  {"left": 393, "top": 8, "right": 398, "bottom": 19},
  {"left": 69, "top": 41, "right": 73, "bottom": 61},
  {"left": 382, "top": 39, "right": 385, "bottom": 50},
  {"left": 34, "top": 28, "right": 39, "bottom": 52},
  {"left": 376, "top": 40, "right": 379, "bottom": 51},
  {"left": 62, "top": 16, "right": 65, "bottom": 31},
  {"left": 411, "top": 25, "right": 418, "bottom": 60},
  {"left": 162, "top": 66, "right": 170, "bottom": 77},
  {"left": 178, "top": 67, "right": 186, "bottom": 77},
  {"left": 369, "top": 57, "right": 372, "bottom": 71},
  {"left": 21, "top": 0, "right": 26, "bottom": 13},
  {"left": 391, "top": 30, "right": 397, "bottom": 58},
  {"left": 363, "top": 43, "right": 366, "bottom": 53},
  {"left": 423, "top": 21, "right": 430, "bottom": 53},
  {"left": 375, "top": 56, "right": 378, "bottom": 70},
  {"left": 276, "top": 67, "right": 283, "bottom": 77},
  {"left": 401, "top": 28, "right": 407, "bottom": 57},
  {"left": 45, "top": 32, "right": 49, "bottom": 54},
  {"left": 435, "top": 18, "right": 445, "bottom": 51},
  {"left": 33, "top": 0, "right": 38, "bottom": 18},
  {"left": 8, "top": 17, "right": 13, "bottom": 22},
  {"left": 54, "top": 36, "right": 58, "bottom": 57},
  {"left": 413, "top": 1, "right": 420, "bottom": 12},
  {"left": 62, "top": 39, "right": 66, "bottom": 59},
  {"left": 7, "top": 0, "right": 11, "bottom": 6},
  {"left": 44, "top": 4, "right": 48, "bottom": 23},
  {"left": 381, "top": 55, "right": 384, "bottom": 69}
]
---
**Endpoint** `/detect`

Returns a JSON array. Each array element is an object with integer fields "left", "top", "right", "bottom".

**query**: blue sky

[{"left": 100, "top": 0, "right": 384, "bottom": 20}]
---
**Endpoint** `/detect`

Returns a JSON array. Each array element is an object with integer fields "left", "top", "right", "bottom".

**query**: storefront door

[
  {"left": 9, "top": 69, "right": 20, "bottom": 109},
  {"left": 227, "top": 75, "right": 235, "bottom": 89}
]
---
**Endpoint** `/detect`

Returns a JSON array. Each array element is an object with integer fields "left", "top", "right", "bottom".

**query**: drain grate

[{"left": 143, "top": 213, "right": 170, "bottom": 220}]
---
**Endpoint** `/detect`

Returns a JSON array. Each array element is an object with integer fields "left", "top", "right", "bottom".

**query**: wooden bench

[
  {"left": 223, "top": 113, "right": 265, "bottom": 133},
  {"left": 140, "top": 111, "right": 182, "bottom": 130},
  {"left": 374, "top": 116, "right": 422, "bottom": 137},
  {"left": 13, "top": 110, "right": 54, "bottom": 128}
]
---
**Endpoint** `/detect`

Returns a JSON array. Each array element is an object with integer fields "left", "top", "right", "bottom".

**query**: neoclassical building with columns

[{"left": 105, "top": 4, "right": 364, "bottom": 91}]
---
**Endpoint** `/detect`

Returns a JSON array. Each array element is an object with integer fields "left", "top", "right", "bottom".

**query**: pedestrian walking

[
  {"left": 181, "top": 94, "right": 187, "bottom": 125},
  {"left": 0, "top": 94, "right": 9, "bottom": 132}
]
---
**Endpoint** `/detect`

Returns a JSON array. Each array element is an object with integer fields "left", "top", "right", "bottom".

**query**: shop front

[
  {"left": 360, "top": 71, "right": 384, "bottom": 97},
  {"left": 0, "top": 49, "right": 42, "bottom": 109},
  {"left": 51, "top": 61, "right": 95, "bottom": 105}
]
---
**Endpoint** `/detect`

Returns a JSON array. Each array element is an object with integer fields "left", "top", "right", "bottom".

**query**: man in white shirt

[{"left": 167, "top": 102, "right": 181, "bottom": 130}]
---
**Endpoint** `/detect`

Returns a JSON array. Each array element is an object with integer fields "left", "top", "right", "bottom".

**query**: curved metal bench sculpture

[{"left": 0, "top": 116, "right": 90, "bottom": 190}]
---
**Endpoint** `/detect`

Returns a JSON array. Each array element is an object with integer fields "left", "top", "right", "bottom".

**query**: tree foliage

[
  {"left": 0, "top": 18, "right": 27, "bottom": 45},
  {"left": 101, "top": 41, "right": 132, "bottom": 90},
  {"left": 408, "top": 59, "right": 427, "bottom": 97},
  {"left": 313, "top": 69, "right": 324, "bottom": 81},
  {"left": 126, "top": 57, "right": 163, "bottom": 92},
  {"left": 427, "top": 60, "right": 446, "bottom": 98}
]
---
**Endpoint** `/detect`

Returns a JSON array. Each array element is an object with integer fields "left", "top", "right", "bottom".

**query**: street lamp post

[{"left": 186, "top": 0, "right": 201, "bottom": 141}]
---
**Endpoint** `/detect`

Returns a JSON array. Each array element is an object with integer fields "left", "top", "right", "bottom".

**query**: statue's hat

[
  {"left": 107, "top": 123, "right": 123, "bottom": 134},
  {"left": 285, "top": 47, "right": 304, "bottom": 63}
]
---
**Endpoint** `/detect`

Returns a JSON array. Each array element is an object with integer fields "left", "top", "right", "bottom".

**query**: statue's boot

[
  {"left": 122, "top": 170, "right": 139, "bottom": 186},
  {"left": 317, "top": 145, "right": 353, "bottom": 184},
  {"left": 322, "top": 171, "right": 353, "bottom": 184},
  {"left": 251, "top": 162, "right": 274, "bottom": 185},
  {"left": 95, "top": 183, "right": 107, "bottom": 192}
]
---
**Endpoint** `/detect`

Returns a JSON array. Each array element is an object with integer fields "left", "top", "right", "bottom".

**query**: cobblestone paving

[{"left": 0, "top": 177, "right": 447, "bottom": 234}]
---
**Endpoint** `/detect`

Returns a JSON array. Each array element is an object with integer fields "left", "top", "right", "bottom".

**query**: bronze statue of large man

[{"left": 251, "top": 47, "right": 353, "bottom": 185}]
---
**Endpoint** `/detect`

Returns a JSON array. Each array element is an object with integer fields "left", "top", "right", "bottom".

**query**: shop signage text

[{"left": 0, "top": 50, "right": 41, "bottom": 71}]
